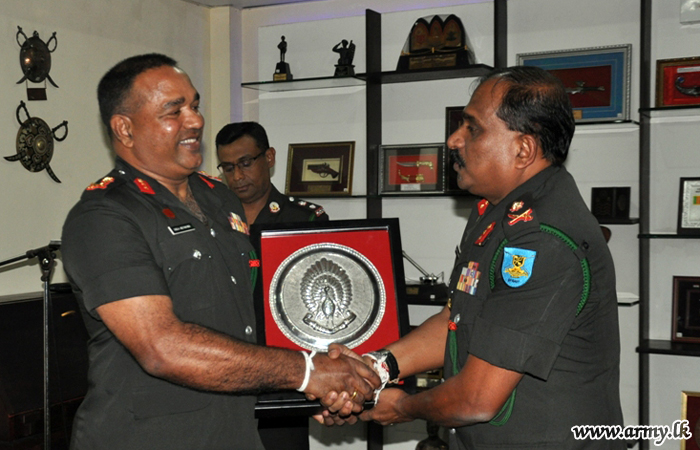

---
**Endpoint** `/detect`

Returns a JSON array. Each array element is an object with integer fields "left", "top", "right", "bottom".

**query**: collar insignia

[
  {"left": 507, "top": 208, "right": 533, "bottom": 226},
  {"left": 456, "top": 261, "right": 480, "bottom": 295},
  {"left": 228, "top": 212, "right": 249, "bottom": 235},
  {"left": 474, "top": 221, "right": 495, "bottom": 246},
  {"left": 477, "top": 199, "right": 489, "bottom": 216},
  {"left": 86, "top": 177, "right": 114, "bottom": 191},
  {"left": 510, "top": 201, "right": 524, "bottom": 212},
  {"left": 198, "top": 174, "right": 215, "bottom": 189},
  {"left": 134, "top": 178, "right": 155, "bottom": 195},
  {"left": 502, "top": 247, "right": 536, "bottom": 287}
]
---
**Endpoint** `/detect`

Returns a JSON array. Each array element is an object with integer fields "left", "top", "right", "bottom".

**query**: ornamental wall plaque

[
  {"left": 5, "top": 101, "right": 68, "bottom": 183},
  {"left": 16, "top": 26, "right": 59, "bottom": 100}
]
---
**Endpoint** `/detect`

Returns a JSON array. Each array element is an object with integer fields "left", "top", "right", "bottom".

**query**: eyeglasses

[{"left": 217, "top": 149, "right": 267, "bottom": 174}]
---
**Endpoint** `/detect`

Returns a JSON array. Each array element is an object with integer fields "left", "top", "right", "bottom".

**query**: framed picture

[
  {"left": 672, "top": 276, "right": 700, "bottom": 343},
  {"left": 285, "top": 141, "right": 354, "bottom": 197},
  {"left": 379, "top": 143, "right": 445, "bottom": 194},
  {"left": 656, "top": 57, "right": 700, "bottom": 107},
  {"left": 445, "top": 106, "right": 464, "bottom": 192},
  {"left": 516, "top": 44, "right": 632, "bottom": 123},
  {"left": 249, "top": 219, "right": 410, "bottom": 354},
  {"left": 678, "top": 178, "right": 700, "bottom": 235},
  {"left": 682, "top": 391, "right": 700, "bottom": 450}
]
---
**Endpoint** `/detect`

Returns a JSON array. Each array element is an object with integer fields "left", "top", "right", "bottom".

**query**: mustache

[{"left": 449, "top": 148, "right": 465, "bottom": 168}]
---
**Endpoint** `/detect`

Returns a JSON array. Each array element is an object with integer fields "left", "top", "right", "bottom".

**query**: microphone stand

[{"left": 0, "top": 240, "right": 61, "bottom": 450}]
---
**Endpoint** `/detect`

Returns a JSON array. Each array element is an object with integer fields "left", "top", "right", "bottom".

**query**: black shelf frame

[{"left": 637, "top": 339, "right": 700, "bottom": 357}]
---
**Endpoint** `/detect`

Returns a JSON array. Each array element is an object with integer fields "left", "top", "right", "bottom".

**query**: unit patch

[
  {"left": 502, "top": 247, "right": 536, "bottom": 287},
  {"left": 228, "top": 212, "right": 249, "bottom": 235},
  {"left": 456, "top": 261, "right": 480, "bottom": 295}
]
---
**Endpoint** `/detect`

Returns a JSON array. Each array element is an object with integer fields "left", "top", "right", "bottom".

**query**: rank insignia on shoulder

[
  {"left": 228, "top": 212, "right": 249, "bottom": 235},
  {"left": 507, "top": 208, "right": 534, "bottom": 226},
  {"left": 474, "top": 221, "right": 495, "bottom": 246},
  {"left": 269, "top": 202, "right": 280, "bottom": 213},
  {"left": 477, "top": 199, "right": 489, "bottom": 216},
  {"left": 456, "top": 261, "right": 480, "bottom": 295},
  {"left": 134, "top": 178, "right": 155, "bottom": 195},
  {"left": 86, "top": 177, "right": 114, "bottom": 191},
  {"left": 510, "top": 201, "right": 524, "bottom": 212},
  {"left": 502, "top": 247, "right": 536, "bottom": 287}
]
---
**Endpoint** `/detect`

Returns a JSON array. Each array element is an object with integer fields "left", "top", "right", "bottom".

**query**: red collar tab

[
  {"left": 474, "top": 221, "right": 495, "bottom": 246},
  {"left": 162, "top": 208, "right": 176, "bottom": 219},
  {"left": 134, "top": 178, "right": 155, "bottom": 195},
  {"left": 508, "top": 208, "right": 534, "bottom": 226},
  {"left": 249, "top": 259, "right": 260, "bottom": 268},
  {"left": 198, "top": 174, "right": 215, "bottom": 189},
  {"left": 477, "top": 199, "right": 489, "bottom": 216},
  {"left": 86, "top": 177, "right": 115, "bottom": 191}
]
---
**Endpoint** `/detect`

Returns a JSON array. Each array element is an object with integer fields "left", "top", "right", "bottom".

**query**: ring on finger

[{"left": 350, "top": 389, "right": 358, "bottom": 400}]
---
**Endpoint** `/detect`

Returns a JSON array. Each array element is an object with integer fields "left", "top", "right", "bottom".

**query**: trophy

[
  {"left": 396, "top": 14, "right": 475, "bottom": 72},
  {"left": 332, "top": 39, "right": 356, "bottom": 77},
  {"left": 273, "top": 36, "right": 293, "bottom": 81}
]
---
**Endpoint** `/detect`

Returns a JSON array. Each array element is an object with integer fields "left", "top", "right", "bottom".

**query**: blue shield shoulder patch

[{"left": 502, "top": 247, "right": 537, "bottom": 288}]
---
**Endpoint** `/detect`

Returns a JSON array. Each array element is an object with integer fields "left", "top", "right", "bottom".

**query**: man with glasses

[
  {"left": 216, "top": 122, "right": 329, "bottom": 226},
  {"left": 216, "top": 121, "right": 328, "bottom": 449}
]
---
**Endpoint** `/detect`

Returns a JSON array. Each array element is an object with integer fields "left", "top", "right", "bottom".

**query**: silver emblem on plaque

[{"left": 269, "top": 243, "right": 386, "bottom": 352}]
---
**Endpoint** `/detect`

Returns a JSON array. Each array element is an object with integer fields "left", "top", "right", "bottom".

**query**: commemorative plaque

[
  {"left": 269, "top": 243, "right": 385, "bottom": 352},
  {"left": 396, "top": 14, "right": 475, "bottom": 72},
  {"left": 251, "top": 219, "right": 413, "bottom": 417}
]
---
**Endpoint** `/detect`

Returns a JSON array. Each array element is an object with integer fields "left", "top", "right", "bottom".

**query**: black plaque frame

[
  {"left": 250, "top": 219, "right": 412, "bottom": 417},
  {"left": 672, "top": 276, "right": 700, "bottom": 344}
]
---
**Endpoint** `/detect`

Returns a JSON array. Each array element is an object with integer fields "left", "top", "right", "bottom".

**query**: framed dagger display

[
  {"left": 379, "top": 143, "right": 445, "bottom": 195},
  {"left": 285, "top": 141, "right": 354, "bottom": 197},
  {"left": 517, "top": 44, "right": 631, "bottom": 123}
]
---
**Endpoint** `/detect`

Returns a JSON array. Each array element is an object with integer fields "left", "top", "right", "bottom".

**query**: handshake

[{"left": 298, "top": 343, "right": 408, "bottom": 427}]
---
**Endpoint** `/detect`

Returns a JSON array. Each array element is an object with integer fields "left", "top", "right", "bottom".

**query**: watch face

[{"left": 269, "top": 243, "right": 386, "bottom": 352}]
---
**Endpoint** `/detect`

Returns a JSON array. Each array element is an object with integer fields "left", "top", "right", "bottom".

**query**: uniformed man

[
  {"left": 321, "top": 66, "right": 625, "bottom": 449},
  {"left": 215, "top": 121, "right": 328, "bottom": 449},
  {"left": 215, "top": 121, "right": 329, "bottom": 226},
  {"left": 61, "top": 53, "right": 378, "bottom": 450}
]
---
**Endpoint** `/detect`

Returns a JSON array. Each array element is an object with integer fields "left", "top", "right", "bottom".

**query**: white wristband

[{"left": 296, "top": 350, "right": 316, "bottom": 392}]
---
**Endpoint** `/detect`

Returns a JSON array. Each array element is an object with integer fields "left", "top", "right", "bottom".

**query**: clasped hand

[{"left": 311, "top": 344, "right": 409, "bottom": 427}]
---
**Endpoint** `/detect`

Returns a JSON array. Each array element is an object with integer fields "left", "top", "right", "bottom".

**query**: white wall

[{"left": 0, "top": 0, "right": 231, "bottom": 297}]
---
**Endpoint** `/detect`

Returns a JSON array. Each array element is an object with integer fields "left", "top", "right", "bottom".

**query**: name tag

[{"left": 168, "top": 223, "right": 195, "bottom": 235}]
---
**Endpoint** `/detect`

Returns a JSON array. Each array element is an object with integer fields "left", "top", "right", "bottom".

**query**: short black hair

[
  {"left": 97, "top": 53, "right": 178, "bottom": 135},
  {"left": 478, "top": 65, "right": 575, "bottom": 166},
  {"left": 215, "top": 122, "right": 270, "bottom": 152}
]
